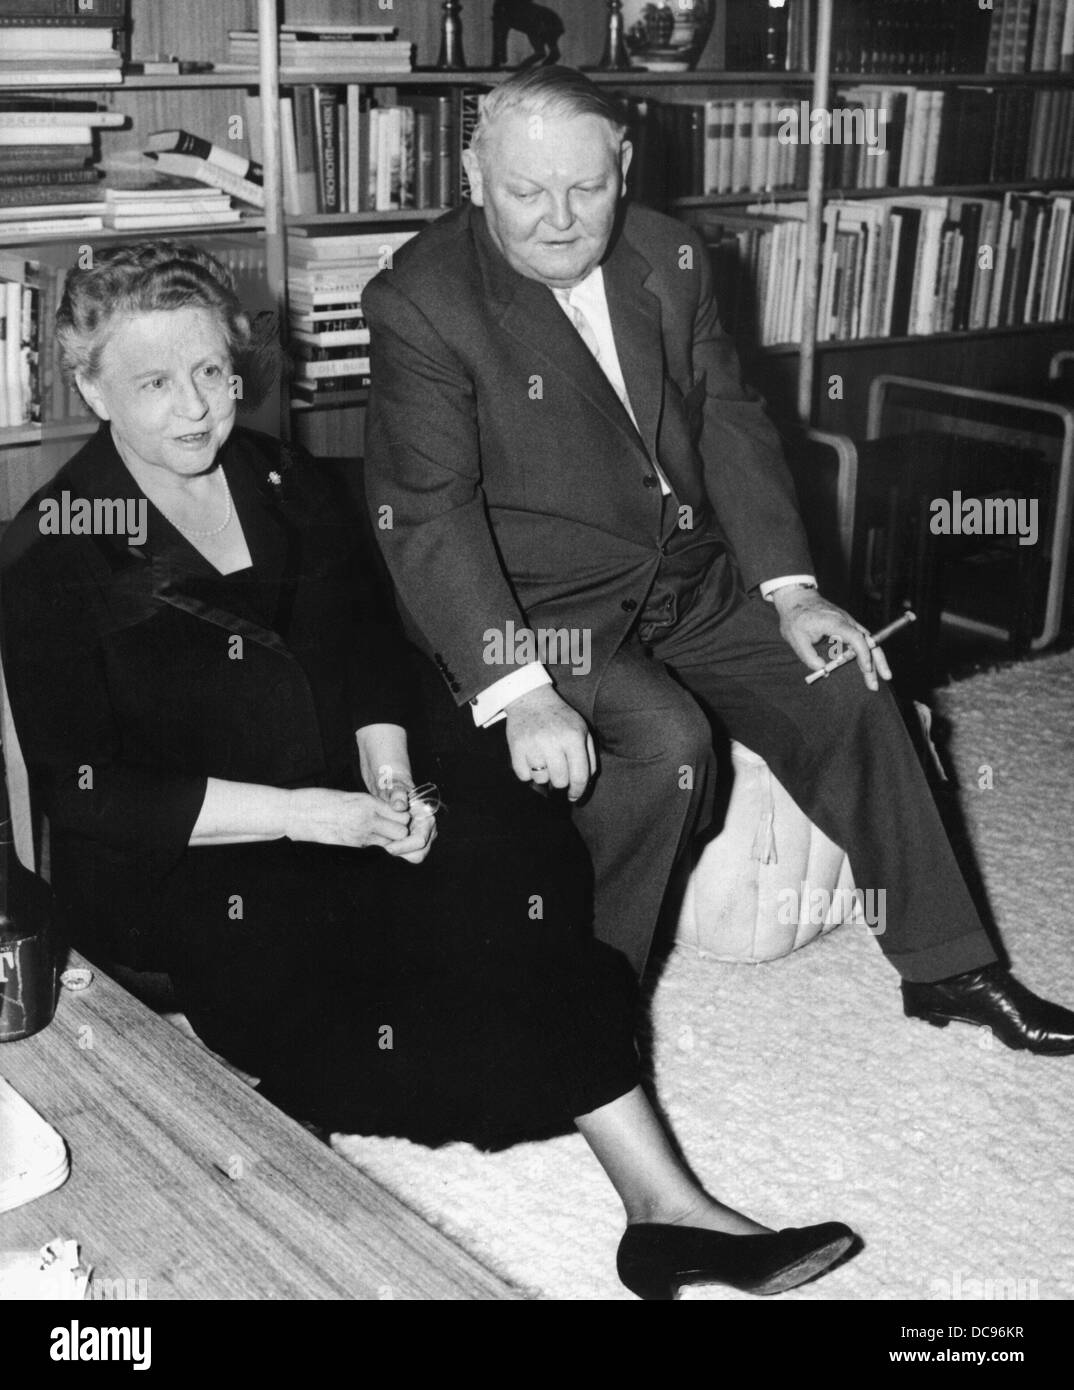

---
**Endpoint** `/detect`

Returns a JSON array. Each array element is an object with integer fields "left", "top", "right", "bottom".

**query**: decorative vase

[{"left": 621, "top": 0, "right": 715, "bottom": 72}]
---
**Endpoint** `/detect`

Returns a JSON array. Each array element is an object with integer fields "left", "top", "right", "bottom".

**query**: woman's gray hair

[
  {"left": 469, "top": 64, "right": 628, "bottom": 165},
  {"left": 56, "top": 240, "right": 253, "bottom": 383}
]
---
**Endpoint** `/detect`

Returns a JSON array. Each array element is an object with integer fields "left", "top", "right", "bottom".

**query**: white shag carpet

[{"left": 333, "top": 653, "right": 1074, "bottom": 1301}]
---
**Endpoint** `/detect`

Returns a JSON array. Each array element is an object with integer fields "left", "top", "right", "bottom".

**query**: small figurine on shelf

[
  {"left": 590, "top": 0, "right": 631, "bottom": 72},
  {"left": 436, "top": 0, "right": 467, "bottom": 72},
  {"left": 492, "top": 0, "right": 564, "bottom": 70}
]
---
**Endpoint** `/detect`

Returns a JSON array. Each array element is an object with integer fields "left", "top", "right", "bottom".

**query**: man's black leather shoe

[{"left": 903, "top": 964, "right": 1074, "bottom": 1055}]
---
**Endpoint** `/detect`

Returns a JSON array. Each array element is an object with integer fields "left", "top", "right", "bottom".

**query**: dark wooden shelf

[
  {"left": 762, "top": 321, "right": 1074, "bottom": 356},
  {"left": 291, "top": 390, "right": 369, "bottom": 412},
  {"left": 675, "top": 180, "right": 1074, "bottom": 209},
  {"left": 0, "top": 218, "right": 266, "bottom": 249},
  {"left": 286, "top": 210, "right": 444, "bottom": 227}
]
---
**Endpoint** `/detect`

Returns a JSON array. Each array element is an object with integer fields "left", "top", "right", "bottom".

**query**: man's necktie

[{"left": 555, "top": 288, "right": 603, "bottom": 363}]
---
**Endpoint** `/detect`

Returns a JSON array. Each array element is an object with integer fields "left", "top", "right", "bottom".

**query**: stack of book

[
  {"left": 261, "top": 86, "right": 484, "bottom": 216},
  {"left": 702, "top": 189, "right": 1074, "bottom": 347},
  {"left": 0, "top": 250, "right": 92, "bottom": 439},
  {"left": 228, "top": 23, "right": 414, "bottom": 75},
  {"left": 987, "top": 0, "right": 1074, "bottom": 73},
  {"left": 828, "top": 84, "right": 1074, "bottom": 191},
  {"left": 0, "top": 259, "right": 40, "bottom": 428},
  {"left": 724, "top": 0, "right": 994, "bottom": 76},
  {"left": 102, "top": 179, "right": 243, "bottom": 231},
  {"left": 0, "top": 99, "right": 123, "bottom": 236},
  {"left": 144, "top": 129, "right": 265, "bottom": 209},
  {"left": 288, "top": 229, "right": 416, "bottom": 403},
  {"left": 0, "top": 0, "right": 127, "bottom": 88}
]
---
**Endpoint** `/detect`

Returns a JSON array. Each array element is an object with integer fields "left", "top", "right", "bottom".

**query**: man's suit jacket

[{"left": 363, "top": 200, "right": 813, "bottom": 721}]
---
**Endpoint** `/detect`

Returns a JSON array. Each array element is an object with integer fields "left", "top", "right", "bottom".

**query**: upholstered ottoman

[{"left": 676, "top": 742, "right": 857, "bottom": 963}]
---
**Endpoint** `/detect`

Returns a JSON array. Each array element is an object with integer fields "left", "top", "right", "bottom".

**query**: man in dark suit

[{"left": 363, "top": 66, "right": 1074, "bottom": 1054}]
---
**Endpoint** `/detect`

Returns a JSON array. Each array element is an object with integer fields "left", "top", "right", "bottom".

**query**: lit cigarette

[{"left": 805, "top": 611, "right": 916, "bottom": 684}]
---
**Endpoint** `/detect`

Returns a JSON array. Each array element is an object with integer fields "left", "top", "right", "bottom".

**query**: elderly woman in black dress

[{"left": 0, "top": 242, "right": 855, "bottom": 1299}]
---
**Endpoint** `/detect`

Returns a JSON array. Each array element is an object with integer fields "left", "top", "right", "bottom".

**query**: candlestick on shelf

[
  {"left": 437, "top": 0, "right": 468, "bottom": 72},
  {"left": 593, "top": 0, "right": 631, "bottom": 71}
]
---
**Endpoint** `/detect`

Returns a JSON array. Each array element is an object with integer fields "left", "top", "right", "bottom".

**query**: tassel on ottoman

[{"left": 676, "top": 742, "right": 857, "bottom": 964}]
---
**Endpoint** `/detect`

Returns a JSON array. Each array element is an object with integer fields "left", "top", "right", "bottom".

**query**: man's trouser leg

[
  {"left": 569, "top": 643, "right": 718, "bottom": 976},
  {"left": 653, "top": 590, "right": 999, "bottom": 983}
]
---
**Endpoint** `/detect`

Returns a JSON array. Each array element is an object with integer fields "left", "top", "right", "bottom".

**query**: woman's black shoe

[{"left": 617, "top": 1220, "right": 857, "bottom": 1300}]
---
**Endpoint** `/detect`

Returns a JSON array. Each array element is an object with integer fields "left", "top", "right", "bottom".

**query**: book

[
  {"left": 0, "top": 214, "right": 102, "bottom": 234},
  {"left": 0, "top": 198, "right": 101, "bottom": 220},
  {"left": 292, "top": 326, "right": 369, "bottom": 348},
  {"left": 0, "top": 0, "right": 124, "bottom": 16},
  {"left": 312, "top": 86, "right": 341, "bottom": 214},
  {"left": 0, "top": 65, "right": 121, "bottom": 87},
  {"left": 0, "top": 103, "right": 124, "bottom": 128},
  {"left": 0, "top": 181, "right": 99, "bottom": 207},
  {"left": 0, "top": 25, "right": 117, "bottom": 50},
  {"left": 0, "top": 127, "right": 93, "bottom": 146},
  {"left": 291, "top": 88, "right": 320, "bottom": 213},
  {"left": 102, "top": 211, "right": 241, "bottom": 230},
  {"left": 0, "top": 146, "right": 90, "bottom": 169},
  {"left": 0, "top": 166, "right": 97, "bottom": 187},
  {"left": 145, "top": 151, "right": 264, "bottom": 208},
  {"left": 146, "top": 130, "right": 262, "bottom": 186},
  {"left": 291, "top": 377, "right": 369, "bottom": 403}
]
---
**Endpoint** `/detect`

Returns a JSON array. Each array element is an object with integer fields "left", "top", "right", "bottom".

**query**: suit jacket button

[
  {"left": 643, "top": 474, "right": 659, "bottom": 488},
  {"left": 660, "top": 542, "right": 670, "bottom": 556},
  {"left": 621, "top": 599, "right": 637, "bottom": 613}
]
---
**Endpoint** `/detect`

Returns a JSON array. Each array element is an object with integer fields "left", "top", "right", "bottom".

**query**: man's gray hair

[{"left": 470, "top": 64, "right": 628, "bottom": 164}]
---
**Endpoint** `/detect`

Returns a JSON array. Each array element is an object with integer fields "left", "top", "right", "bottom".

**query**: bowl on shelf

[{"left": 622, "top": 0, "right": 715, "bottom": 72}]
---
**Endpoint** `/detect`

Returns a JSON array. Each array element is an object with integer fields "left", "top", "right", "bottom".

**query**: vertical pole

[
  {"left": 258, "top": 0, "right": 289, "bottom": 437},
  {"left": 797, "top": 0, "right": 833, "bottom": 424}
]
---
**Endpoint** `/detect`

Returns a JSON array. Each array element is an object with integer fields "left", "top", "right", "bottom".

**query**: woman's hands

[
  {"left": 283, "top": 787, "right": 414, "bottom": 850},
  {"left": 190, "top": 718, "right": 438, "bottom": 861},
  {"left": 354, "top": 721, "right": 438, "bottom": 864},
  {"left": 373, "top": 777, "right": 438, "bottom": 864}
]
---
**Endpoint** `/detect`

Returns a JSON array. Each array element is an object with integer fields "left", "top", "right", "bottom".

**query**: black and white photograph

[{"left": 0, "top": 0, "right": 1069, "bottom": 1351}]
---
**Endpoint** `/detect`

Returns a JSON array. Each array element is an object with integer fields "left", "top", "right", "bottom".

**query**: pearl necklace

[{"left": 170, "top": 470, "right": 234, "bottom": 539}]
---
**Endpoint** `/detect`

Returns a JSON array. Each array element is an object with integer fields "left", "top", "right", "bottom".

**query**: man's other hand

[
  {"left": 771, "top": 586, "right": 892, "bottom": 692},
  {"left": 504, "top": 685, "right": 597, "bottom": 801}
]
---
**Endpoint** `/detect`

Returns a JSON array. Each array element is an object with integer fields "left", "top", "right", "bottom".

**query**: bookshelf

[{"left": 2, "top": 0, "right": 1074, "bottom": 484}]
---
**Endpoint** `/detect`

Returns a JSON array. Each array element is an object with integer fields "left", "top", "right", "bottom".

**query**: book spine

[
  {"left": 0, "top": 0, "right": 125, "bottom": 14},
  {"left": 279, "top": 95, "right": 300, "bottom": 216},
  {"left": 151, "top": 130, "right": 262, "bottom": 185},
  {"left": 458, "top": 88, "right": 483, "bottom": 202},
  {"left": 296, "top": 356, "right": 372, "bottom": 379},
  {"left": 346, "top": 85, "right": 361, "bottom": 215},
  {"left": 312, "top": 88, "right": 337, "bottom": 212},
  {"left": 5, "top": 280, "right": 26, "bottom": 426},
  {"left": 415, "top": 110, "right": 433, "bottom": 210},
  {"left": 0, "top": 166, "right": 96, "bottom": 187},
  {"left": 399, "top": 105, "right": 415, "bottom": 209},
  {"left": 0, "top": 112, "right": 124, "bottom": 128},
  {"left": 147, "top": 152, "right": 264, "bottom": 208},
  {"left": 0, "top": 127, "right": 92, "bottom": 146},
  {"left": 292, "top": 88, "right": 319, "bottom": 214},
  {"left": 0, "top": 181, "right": 98, "bottom": 205},
  {"left": 0, "top": 13, "right": 124, "bottom": 24},
  {"left": 435, "top": 95, "right": 452, "bottom": 208},
  {"left": 0, "top": 145, "right": 90, "bottom": 168}
]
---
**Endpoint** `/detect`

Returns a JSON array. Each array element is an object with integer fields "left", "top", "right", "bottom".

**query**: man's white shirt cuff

[
  {"left": 760, "top": 575, "right": 818, "bottom": 601},
  {"left": 470, "top": 662, "right": 553, "bottom": 727}
]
